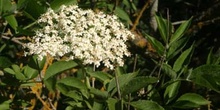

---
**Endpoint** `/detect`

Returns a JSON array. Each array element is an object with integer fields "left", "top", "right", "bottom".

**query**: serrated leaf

[
  {"left": 161, "top": 63, "right": 177, "bottom": 79},
  {"left": 169, "top": 17, "right": 192, "bottom": 45},
  {"left": 107, "top": 72, "right": 138, "bottom": 96},
  {"left": 145, "top": 34, "right": 165, "bottom": 56},
  {"left": 50, "top": 0, "right": 77, "bottom": 11},
  {"left": 173, "top": 44, "right": 194, "bottom": 72},
  {"left": 190, "top": 65, "right": 220, "bottom": 93},
  {"left": 173, "top": 93, "right": 210, "bottom": 109},
  {"left": 167, "top": 37, "right": 189, "bottom": 60},
  {"left": 155, "top": 15, "right": 170, "bottom": 43},
  {"left": 131, "top": 100, "right": 164, "bottom": 110},
  {"left": 121, "top": 76, "right": 158, "bottom": 95},
  {"left": 164, "top": 81, "right": 181, "bottom": 104},
  {"left": 44, "top": 60, "right": 78, "bottom": 80}
]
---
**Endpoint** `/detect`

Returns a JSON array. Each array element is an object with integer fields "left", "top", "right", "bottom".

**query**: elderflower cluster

[{"left": 24, "top": 5, "right": 134, "bottom": 70}]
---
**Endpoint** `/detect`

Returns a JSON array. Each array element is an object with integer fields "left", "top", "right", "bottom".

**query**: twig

[
  {"left": 31, "top": 87, "right": 51, "bottom": 110},
  {"left": 1, "top": 35, "right": 24, "bottom": 46},
  {"left": 130, "top": 0, "right": 151, "bottom": 31}
]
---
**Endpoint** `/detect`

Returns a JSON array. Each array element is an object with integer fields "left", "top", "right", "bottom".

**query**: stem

[
  {"left": 115, "top": 69, "right": 122, "bottom": 100},
  {"left": 128, "top": 54, "right": 138, "bottom": 110},
  {"left": 92, "top": 64, "right": 96, "bottom": 88}
]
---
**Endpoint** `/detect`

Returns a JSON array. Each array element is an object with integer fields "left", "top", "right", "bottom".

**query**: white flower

[{"left": 24, "top": 5, "right": 135, "bottom": 69}]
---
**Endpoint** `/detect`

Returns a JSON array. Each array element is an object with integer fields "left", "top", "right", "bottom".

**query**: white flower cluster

[{"left": 24, "top": 5, "right": 135, "bottom": 70}]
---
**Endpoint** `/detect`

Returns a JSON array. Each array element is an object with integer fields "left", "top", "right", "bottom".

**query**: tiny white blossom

[{"left": 24, "top": 5, "right": 135, "bottom": 70}]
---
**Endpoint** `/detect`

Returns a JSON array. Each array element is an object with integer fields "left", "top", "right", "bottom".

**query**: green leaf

[
  {"left": 164, "top": 81, "right": 181, "bottom": 104},
  {"left": 28, "top": 55, "right": 46, "bottom": 70},
  {"left": 15, "top": 71, "right": 26, "bottom": 80},
  {"left": 167, "top": 37, "right": 189, "bottom": 60},
  {"left": 107, "top": 98, "right": 118, "bottom": 110},
  {"left": 190, "top": 65, "right": 220, "bottom": 93},
  {"left": 0, "top": 0, "right": 16, "bottom": 15},
  {"left": 169, "top": 17, "right": 192, "bottom": 45},
  {"left": 173, "top": 93, "right": 210, "bottom": 109},
  {"left": 92, "top": 101, "right": 104, "bottom": 110},
  {"left": 161, "top": 63, "right": 177, "bottom": 79},
  {"left": 107, "top": 4, "right": 131, "bottom": 23},
  {"left": 206, "top": 48, "right": 220, "bottom": 65},
  {"left": 50, "top": 0, "right": 77, "bottom": 11},
  {"left": 145, "top": 34, "right": 165, "bottom": 56},
  {"left": 0, "top": 100, "right": 12, "bottom": 110},
  {"left": 5, "top": 15, "right": 18, "bottom": 31},
  {"left": 17, "top": 0, "right": 28, "bottom": 10},
  {"left": 24, "top": 1, "right": 46, "bottom": 19},
  {"left": 44, "top": 60, "right": 78, "bottom": 80},
  {"left": 0, "top": 56, "right": 12, "bottom": 68},
  {"left": 155, "top": 15, "right": 171, "bottom": 43},
  {"left": 23, "top": 65, "right": 38, "bottom": 79},
  {"left": 57, "top": 77, "right": 87, "bottom": 90},
  {"left": 121, "top": 76, "right": 158, "bottom": 95},
  {"left": 173, "top": 44, "right": 194, "bottom": 72},
  {"left": 107, "top": 72, "right": 138, "bottom": 96},
  {"left": 90, "top": 88, "right": 108, "bottom": 100},
  {"left": 4, "top": 68, "right": 15, "bottom": 75},
  {"left": 44, "top": 77, "right": 56, "bottom": 91},
  {"left": 65, "top": 90, "right": 83, "bottom": 101},
  {"left": 130, "top": 100, "right": 164, "bottom": 110},
  {"left": 12, "top": 64, "right": 21, "bottom": 74},
  {"left": 86, "top": 70, "right": 112, "bottom": 82}
]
